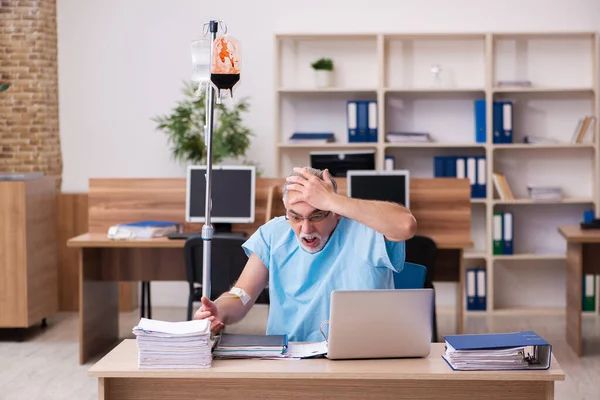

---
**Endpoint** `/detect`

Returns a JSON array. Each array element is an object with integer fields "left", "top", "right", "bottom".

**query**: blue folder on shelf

[{"left": 442, "top": 330, "right": 552, "bottom": 371}]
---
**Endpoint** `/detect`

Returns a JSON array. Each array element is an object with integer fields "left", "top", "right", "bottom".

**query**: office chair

[
  {"left": 404, "top": 235, "right": 439, "bottom": 342},
  {"left": 184, "top": 235, "right": 270, "bottom": 321},
  {"left": 393, "top": 261, "right": 426, "bottom": 289}
]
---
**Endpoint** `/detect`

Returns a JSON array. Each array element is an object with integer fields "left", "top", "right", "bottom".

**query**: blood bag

[{"left": 210, "top": 35, "right": 241, "bottom": 102}]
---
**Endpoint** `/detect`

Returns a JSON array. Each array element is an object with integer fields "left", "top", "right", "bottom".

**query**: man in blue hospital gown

[{"left": 194, "top": 166, "right": 417, "bottom": 342}]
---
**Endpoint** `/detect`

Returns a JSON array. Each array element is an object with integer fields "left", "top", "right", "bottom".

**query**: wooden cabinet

[{"left": 0, "top": 176, "right": 58, "bottom": 328}]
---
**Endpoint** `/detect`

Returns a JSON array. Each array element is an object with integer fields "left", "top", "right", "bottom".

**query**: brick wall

[{"left": 0, "top": 0, "right": 62, "bottom": 186}]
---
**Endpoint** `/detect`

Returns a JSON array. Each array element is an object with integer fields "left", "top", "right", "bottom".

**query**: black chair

[
  {"left": 405, "top": 235, "right": 439, "bottom": 342},
  {"left": 184, "top": 235, "right": 269, "bottom": 321}
]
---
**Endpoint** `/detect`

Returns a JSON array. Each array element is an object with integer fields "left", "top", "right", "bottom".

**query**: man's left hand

[{"left": 286, "top": 167, "right": 336, "bottom": 210}]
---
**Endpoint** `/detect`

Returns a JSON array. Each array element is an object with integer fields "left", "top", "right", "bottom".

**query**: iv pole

[{"left": 201, "top": 20, "right": 219, "bottom": 300}]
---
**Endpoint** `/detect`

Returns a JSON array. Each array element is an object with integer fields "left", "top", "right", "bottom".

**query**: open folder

[{"left": 442, "top": 330, "right": 552, "bottom": 371}]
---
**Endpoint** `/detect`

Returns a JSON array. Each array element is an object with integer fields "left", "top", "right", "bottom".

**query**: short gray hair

[{"left": 282, "top": 166, "right": 338, "bottom": 205}]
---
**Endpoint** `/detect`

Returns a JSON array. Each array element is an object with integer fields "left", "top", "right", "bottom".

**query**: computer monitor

[
  {"left": 347, "top": 170, "right": 410, "bottom": 209},
  {"left": 310, "top": 150, "right": 375, "bottom": 177},
  {"left": 186, "top": 165, "right": 256, "bottom": 231}
]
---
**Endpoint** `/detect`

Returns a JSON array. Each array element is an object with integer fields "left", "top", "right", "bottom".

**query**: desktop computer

[
  {"left": 169, "top": 165, "right": 256, "bottom": 239},
  {"left": 346, "top": 170, "right": 410, "bottom": 209},
  {"left": 310, "top": 150, "right": 375, "bottom": 177}
]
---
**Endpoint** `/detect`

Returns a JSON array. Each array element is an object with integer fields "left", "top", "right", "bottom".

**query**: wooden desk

[
  {"left": 558, "top": 226, "right": 600, "bottom": 356},
  {"left": 88, "top": 340, "right": 564, "bottom": 400},
  {"left": 68, "top": 177, "right": 472, "bottom": 364}
]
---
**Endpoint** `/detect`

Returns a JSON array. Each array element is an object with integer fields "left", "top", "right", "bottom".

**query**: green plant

[
  {"left": 0, "top": 82, "right": 9, "bottom": 92},
  {"left": 311, "top": 58, "right": 334, "bottom": 71},
  {"left": 152, "top": 81, "right": 256, "bottom": 168}
]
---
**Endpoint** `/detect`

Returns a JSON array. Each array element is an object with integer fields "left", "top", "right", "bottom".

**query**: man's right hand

[{"left": 193, "top": 296, "right": 224, "bottom": 334}]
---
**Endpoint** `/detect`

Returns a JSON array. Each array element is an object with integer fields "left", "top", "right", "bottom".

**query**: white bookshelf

[{"left": 274, "top": 32, "right": 600, "bottom": 316}]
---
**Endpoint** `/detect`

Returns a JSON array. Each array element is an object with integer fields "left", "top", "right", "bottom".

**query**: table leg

[
  {"left": 98, "top": 378, "right": 106, "bottom": 400},
  {"left": 79, "top": 248, "right": 119, "bottom": 364},
  {"left": 566, "top": 242, "right": 583, "bottom": 356}
]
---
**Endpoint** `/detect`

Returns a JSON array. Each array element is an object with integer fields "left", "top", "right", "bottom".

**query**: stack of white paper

[
  {"left": 132, "top": 318, "right": 212, "bottom": 369},
  {"left": 443, "top": 343, "right": 531, "bottom": 370},
  {"left": 527, "top": 185, "right": 562, "bottom": 201}
]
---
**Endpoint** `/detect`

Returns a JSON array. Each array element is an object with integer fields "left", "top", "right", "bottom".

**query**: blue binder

[
  {"left": 356, "top": 101, "right": 369, "bottom": 142},
  {"left": 493, "top": 100, "right": 513, "bottom": 143},
  {"left": 493, "top": 101, "right": 503, "bottom": 143},
  {"left": 367, "top": 100, "right": 378, "bottom": 143},
  {"left": 443, "top": 331, "right": 552, "bottom": 370},
  {"left": 474, "top": 99, "right": 486, "bottom": 143},
  {"left": 433, "top": 156, "right": 445, "bottom": 177}
]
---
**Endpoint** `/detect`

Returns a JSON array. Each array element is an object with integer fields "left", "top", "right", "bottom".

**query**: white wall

[{"left": 57, "top": 0, "right": 600, "bottom": 308}]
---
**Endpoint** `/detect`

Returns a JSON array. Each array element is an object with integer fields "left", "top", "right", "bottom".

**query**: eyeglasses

[{"left": 285, "top": 211, "right": 331, "bottom": 224}]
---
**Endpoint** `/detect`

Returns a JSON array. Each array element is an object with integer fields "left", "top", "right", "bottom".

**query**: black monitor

[
  {"left": 347, "top": 170, "right": 410, "bottom": 208},
  {"left": 310, "top": 150, "right": 375, "bottom": 177},
  {"left": 186, "top": 165, "right": 255, "bottom": 232}
]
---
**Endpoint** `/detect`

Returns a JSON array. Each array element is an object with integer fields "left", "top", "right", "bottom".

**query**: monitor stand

[{"left": 213, "top": 223, "right": 246, "bottom": 238}]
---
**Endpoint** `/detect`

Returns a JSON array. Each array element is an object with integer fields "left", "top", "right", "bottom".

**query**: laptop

[{"left": 325, "top": 289, "right": 434, "bottom": 360}]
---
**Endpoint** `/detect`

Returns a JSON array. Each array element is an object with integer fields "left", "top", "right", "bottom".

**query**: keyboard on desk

[{"left": 167, "top": 232, "right": 202, "bottom": 240}]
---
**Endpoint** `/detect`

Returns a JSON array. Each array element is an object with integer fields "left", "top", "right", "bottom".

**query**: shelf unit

[{"left": 273, "top": 32, "right": 600, "bottom": 315}]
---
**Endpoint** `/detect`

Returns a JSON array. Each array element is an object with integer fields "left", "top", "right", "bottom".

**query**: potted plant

[
  {"left": 311, "top": 58, "right": 334, "bottom": 88},
  {"left": 152, "top": 81, "right": 258, "bottom": 170}
]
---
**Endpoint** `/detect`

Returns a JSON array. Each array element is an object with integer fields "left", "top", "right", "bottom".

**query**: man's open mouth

[{"left": 303, "top": 237, "right": 318, "bottom": 246}]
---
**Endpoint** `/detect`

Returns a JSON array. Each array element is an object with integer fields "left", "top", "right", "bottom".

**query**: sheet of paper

[
  {"left": 286, "top": 341, "right": 328, "bottom": 358},
  {"left": 133, "top": 318, "right": 211, "bottom": 336}
]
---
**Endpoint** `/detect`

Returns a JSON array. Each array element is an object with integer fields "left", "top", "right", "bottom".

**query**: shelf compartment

[
  {"left": 278, "top": 143, "right": 378, "bottom": 149},
  {"left": 492, "top": 86, "right": 594, "bottom": 94},
  {"left": 384, "top": 35, "right": 485, "bottom": 90},
  {"left": 493, "top": 143, "right": 594, "bottom": 150},
  {"left": 493, "top": 198, "right": 594, "bottom": 205},
  {"left": 385, "top": 91, "right": 485, "bottom": 145},
  {"left": 385, "top": 142, "right": 486, "bottom": 149},
  {"left": 384, "top": 87, "right": 484, "bottom": 94},
  {"left": 493, "top": 34, "right": 595, "bottom": 89},
  {"left": 277, "top": 88, "right": 377, "bottom": 94},
  {"left": 278, "top": 91, "right": 377, "bottom": 145},
  {"left": 277, "top": 36, "right": 378, "bottom": 89},
  {"left": 493, "top": 149, "right": 594, "bottom": 200}
]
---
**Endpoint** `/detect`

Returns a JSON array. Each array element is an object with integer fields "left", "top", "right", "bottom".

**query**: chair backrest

[
  {"left": 393, "top": 262, "right": 426, "bottom": 289},
  {"left": 405, "top": 235, "right": 437, "bottom": 288},
  {"left": 184, "top": 235, "right": 249, "bottom": 301}
]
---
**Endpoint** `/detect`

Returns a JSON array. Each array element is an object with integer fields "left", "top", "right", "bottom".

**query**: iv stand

[{"left": 201, "top": 20, "right": 219, "bottom": 301}]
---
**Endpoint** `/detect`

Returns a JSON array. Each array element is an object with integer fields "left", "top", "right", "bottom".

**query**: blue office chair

[
  {"left": 393, "top": 261, "right": 426, "bottom": 289},
  {"left": 393, "top": 261, "right": 437, "bottom": 342}
]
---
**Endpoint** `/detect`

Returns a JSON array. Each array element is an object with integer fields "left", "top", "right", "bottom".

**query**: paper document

[
  {"left": 132, "top": 318, "right": 212, "bottom": 369},
  {"left": 133, "top": 318, "right": 211, "bottom": 337},
  {"left": 286, "top": 341, "right": 328, "bottom": 358}
]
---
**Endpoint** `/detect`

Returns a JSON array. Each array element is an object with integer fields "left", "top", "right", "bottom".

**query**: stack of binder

[
  {"left": 466, "top": 268, "right": 486, "bottom": 311},
  {"left": 474, "top": 99, "right": 513, "bottom": 143},
  {"left": 433, "top": 155, "right": 486, "bottom": 198},
  {"left": 213, "top": 333, "right": 289, "bottom": 359},
  {"left": 493, "top": 211, "right": 513, "bottom": 255},
  {"left": 132, "top": 318, "right": 212, "bottom": 369},
  {"left": 347, "top": 100, "right": 378, "bottom": 142},
  {"left": 442, "top": 330, "right": 552, "bottom": 371}
]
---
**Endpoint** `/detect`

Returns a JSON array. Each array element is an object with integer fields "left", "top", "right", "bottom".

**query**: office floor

[{"left": 1, "top": 306, "right": 599, "bottom": 400}]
